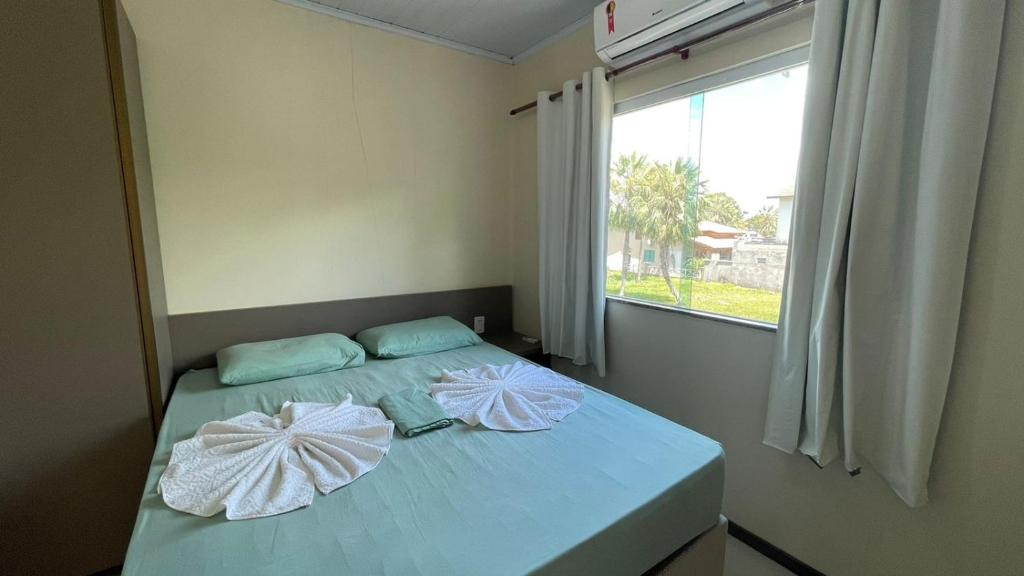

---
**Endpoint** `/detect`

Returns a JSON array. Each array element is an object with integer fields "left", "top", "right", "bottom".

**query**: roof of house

[
  {"left": 698, "top": 221, "right": 747, "bottom": 235},
  {"left": 695, "top": 236, "right": 738, "bottom": 250}
]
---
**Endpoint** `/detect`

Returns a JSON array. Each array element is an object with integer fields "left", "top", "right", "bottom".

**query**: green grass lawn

[{"left": 606, "top": 271, "right": 781, "bottom": 324}]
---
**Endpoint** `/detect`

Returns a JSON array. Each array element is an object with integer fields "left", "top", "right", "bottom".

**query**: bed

[{"left": 123, "top": 342, "right": 725, "bottom": 575}]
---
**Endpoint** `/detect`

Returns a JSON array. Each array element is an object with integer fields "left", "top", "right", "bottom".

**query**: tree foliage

[
  {"left": 638, "top": 158, "right": 701, "bottom": 247},
  {"left": 699, "top": 192, "right": 744, "bottom": 228},
  {"left": 609, "top": 152, "right": 650, "bottom": 228},
  {"left": 608, "top": 153, "right": 709, "bottom": 304},
  {"left": 609, "top": 152, "right": 651, "bottom": 295},
  {"left": 639, "top": 158, "right": 703, "bottom": 304},
  {"left": 746, "top": 205, "right": 778, "bottom": 239}
]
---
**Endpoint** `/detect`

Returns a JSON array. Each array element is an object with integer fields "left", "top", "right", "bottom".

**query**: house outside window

[{"left": 605, "top": 48, "right": 808, "bottom": 325}]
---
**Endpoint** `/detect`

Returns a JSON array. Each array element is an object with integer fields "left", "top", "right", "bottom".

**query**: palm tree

[
  {"left": 608, "top": 152, "right": 650, "bottom": 296},
  {"left": 636, "top": 234, "right": 647, "bottom": 281},
  {"left": 635, "top": 158, "right": 703, "bottom": 304}
]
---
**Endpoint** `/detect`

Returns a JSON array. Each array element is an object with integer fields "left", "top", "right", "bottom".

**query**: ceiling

[{"left": 285, "top": 0, "right": 603, "bottom": 62}]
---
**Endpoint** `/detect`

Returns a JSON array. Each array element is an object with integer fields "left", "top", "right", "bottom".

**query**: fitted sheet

[{"left": 124, "top": 344, "right": 724, "bottom": 575}]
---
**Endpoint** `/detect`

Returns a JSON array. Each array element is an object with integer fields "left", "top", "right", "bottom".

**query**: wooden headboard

[{"left": 167, "top": 285, "right": 513, "bottom": 379}]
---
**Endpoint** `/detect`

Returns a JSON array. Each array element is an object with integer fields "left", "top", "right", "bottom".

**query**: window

[{"left": 605, "top": 49, "right": 808, "bottom": 325}]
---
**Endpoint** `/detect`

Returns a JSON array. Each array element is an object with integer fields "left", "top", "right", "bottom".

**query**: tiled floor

[{"left": 724, "top": 536, "right": 795, "bottom": 576}]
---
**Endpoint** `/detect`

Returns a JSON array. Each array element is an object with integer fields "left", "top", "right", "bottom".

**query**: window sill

[{"left": 605, "top": 295, "right": 778, "bottom": 333}]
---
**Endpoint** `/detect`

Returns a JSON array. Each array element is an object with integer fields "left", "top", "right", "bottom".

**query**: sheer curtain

[
  {"left": 537, "top": 68, "right": 613, "bottom": 376},
  {"left": 764, "top": 0, "right": 1006, "bottom": 506}
]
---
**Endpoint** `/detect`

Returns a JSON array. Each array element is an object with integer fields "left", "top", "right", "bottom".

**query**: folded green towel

[{"left": 378, "top": 388, "right": 453, "bottom": 438}]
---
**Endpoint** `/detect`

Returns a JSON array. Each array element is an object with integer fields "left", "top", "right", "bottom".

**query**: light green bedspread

[{"left": 123, "top": 344, "right": 724, "bottom": 575}]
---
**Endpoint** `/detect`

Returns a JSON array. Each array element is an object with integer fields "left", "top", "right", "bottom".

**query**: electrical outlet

[{"left": 473, "top": 316, "right": 485, "bottom": 334}]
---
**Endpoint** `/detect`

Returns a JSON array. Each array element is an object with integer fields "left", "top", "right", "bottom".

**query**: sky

[{"left": 611, "top": 63, "right": 808, "bottom": 215}]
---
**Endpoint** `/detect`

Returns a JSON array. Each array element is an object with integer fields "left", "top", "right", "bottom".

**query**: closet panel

[{"left": 0, "top": 1, "right": 157, "bottom": 573}]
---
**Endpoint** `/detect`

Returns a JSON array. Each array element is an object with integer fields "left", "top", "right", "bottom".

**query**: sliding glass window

[{"left": 606, "top": 49, "right": 808, "bottom": 326}]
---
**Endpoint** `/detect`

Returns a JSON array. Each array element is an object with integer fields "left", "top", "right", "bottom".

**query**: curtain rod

[{"left": 508, "top": 0, "right": 814, "bottom": 116}]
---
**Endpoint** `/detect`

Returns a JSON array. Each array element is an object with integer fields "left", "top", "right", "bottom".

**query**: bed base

[{"left": 647, "top": 515, "right": 727, "bottom": 576}]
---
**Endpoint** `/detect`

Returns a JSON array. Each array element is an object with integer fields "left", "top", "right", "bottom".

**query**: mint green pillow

[
  {"left": 216, "top": 333, "right": 365, "bottom": 385},
  {"left": 356, "top": 316, "right": 482, "bottom": 358}
]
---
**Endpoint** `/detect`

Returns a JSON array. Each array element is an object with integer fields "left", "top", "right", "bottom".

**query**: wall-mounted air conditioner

[{"left": 594, "top": 0, "right": 775, "bottom": 65}]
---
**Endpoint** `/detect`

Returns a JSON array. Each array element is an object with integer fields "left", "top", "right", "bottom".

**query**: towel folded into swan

[
  {"left": 432, "top": 362, "right": 583, "bottom": 431},
  {"left": 159, "top": 396, "right": 393, "bottom": 520}
]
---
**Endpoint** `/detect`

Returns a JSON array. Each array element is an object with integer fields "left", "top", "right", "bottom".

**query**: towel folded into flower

[
  {"left": 159, "top": 395, "right": 393, "bottom": 520},
  {"left": 378, "top": 388, "right": 453, "bottom": 437},
  {"left": 431, "top": 362, "right": 583, "bottom": 431}
]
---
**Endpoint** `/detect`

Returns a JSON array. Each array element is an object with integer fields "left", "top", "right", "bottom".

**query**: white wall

[
  {"left": 535, "top": 4, "right": 1024, "bottom": 575},
  {"left": 776, "top": 197, "right": 793, "bottom": 242},
  {"left": 123, "top": 0, "right": 513, "bottom": 314}
]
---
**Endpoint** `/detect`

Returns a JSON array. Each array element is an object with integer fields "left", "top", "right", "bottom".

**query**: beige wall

[
  {"left": 537, "top": 4, "right": 1024, "bottom": 576},
  {"left": 123, "top": 0, "right": 513, "bottom": 314},
  {"left": 508, "top": 12, "right": 813, "bottom": 337}
]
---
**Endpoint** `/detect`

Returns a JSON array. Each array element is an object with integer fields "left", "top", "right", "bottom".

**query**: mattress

[{"left": 123, "top": 343, "right": 724, "bottom": 575}]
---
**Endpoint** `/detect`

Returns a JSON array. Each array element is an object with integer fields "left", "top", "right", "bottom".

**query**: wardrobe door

[{"left": 0, "top": 1, "right": 156, "bottom": 573}]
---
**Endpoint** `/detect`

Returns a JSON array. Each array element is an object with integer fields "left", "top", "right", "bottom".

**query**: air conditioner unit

[{"left": 594, "top": 0, "right": 751, "bottom": 64}]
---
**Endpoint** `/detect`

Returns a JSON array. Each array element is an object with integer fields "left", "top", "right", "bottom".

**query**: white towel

[
  {"left": 159, "top": 395, "right": 393, "bottom": 520},
  {"left": 431, "top": 362, "right": 583, "bottom": 431}
]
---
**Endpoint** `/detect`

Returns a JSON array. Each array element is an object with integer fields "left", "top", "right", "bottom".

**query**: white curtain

[
  {"left": 764, "top": 0, "right": 1006, "bottom": 506},
  {"left": 538, "top": 67, "right": 613, "bottom": 376}
]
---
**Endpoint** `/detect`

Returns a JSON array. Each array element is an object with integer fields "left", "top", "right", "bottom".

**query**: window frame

[
  {"left": 606, "top": 45, "right": 810, "bottom": 332},
  {"left": 614, "top": 45, "right": 809, "bottom": 116}
]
